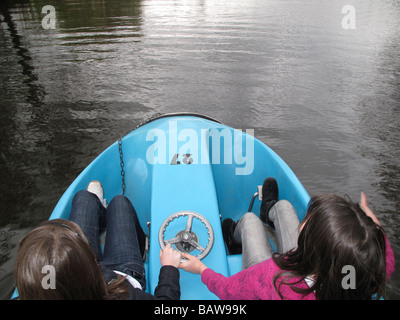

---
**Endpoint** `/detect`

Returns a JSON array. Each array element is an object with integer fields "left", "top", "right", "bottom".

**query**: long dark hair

[
  {"left": 15, "top": 219, "right": 129, "bottom": 299},
  {"left": 272, "top": 194, "right": 387, "bottom": 300}
]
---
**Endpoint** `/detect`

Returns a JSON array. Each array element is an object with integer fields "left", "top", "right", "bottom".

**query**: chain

[
  {"left": 118, "top": 138, "right": 126, "bottom": 195},
  {"left": 117, "top": 113, "right": 162, "bottom": 195}
]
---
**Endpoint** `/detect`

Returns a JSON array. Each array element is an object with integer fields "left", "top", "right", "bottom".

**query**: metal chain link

[
  {"left": 118, "top": 138, "right": 126, "bottom": 195},
  {"left": 117, "top": 113, "right": 163, "bottom": 195}
]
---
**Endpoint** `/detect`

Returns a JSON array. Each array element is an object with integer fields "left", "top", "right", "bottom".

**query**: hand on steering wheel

[{"left": 158, "top": 211, "right": 214, "bottom": 260}]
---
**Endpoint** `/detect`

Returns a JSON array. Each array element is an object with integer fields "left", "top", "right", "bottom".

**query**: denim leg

[
  {"left": 69, "top": 190, "right": 106, "bottom": 261},
  {"left": 233, "top": 200, "right": 300, "bottom": 270},
  {"left": 268, "top": 200, "right": 300, "bottom": 253},
  {"left": 233, "top": 212, "right": 274, "bottom": 269},
  {"left": 101, "top": 195, "right": 146, "bottom": 289}
]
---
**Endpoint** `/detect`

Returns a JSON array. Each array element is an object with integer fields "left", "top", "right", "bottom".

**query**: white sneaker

[{"left": 87, "top": 180, "right": 107, "bottom": 208}]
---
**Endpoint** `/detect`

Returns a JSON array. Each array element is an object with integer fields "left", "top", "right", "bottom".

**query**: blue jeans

[{"left": 70, "top": 190, "right": 146, "bottom": 289}]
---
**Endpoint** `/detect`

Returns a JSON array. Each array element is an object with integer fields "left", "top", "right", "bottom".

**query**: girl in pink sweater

[{"left": 180, "top": 178, "right": 395, "bottom": 300}]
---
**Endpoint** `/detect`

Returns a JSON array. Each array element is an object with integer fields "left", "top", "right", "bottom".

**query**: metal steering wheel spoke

[
  {"left": 186, "top": 239, "right": 205, "bottom": 252},
  {"left": 159, "top": 210, "right": 214, "bottom": 260},
  {"left": 185, "top": 214, "right": 194, "bottom": 232},
  {"left": 164, "top": 236, "right": 181, "bottom": 245}
]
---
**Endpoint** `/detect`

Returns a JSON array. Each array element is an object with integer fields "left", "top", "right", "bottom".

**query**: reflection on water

[{"left": 0, "top": 0, "right": 399, "bottom": 299}]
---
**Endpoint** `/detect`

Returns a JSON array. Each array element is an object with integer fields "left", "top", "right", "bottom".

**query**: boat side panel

[
  {"left": 212, "top": 133, "right": 310, "bottom": 223},
  {"left": 49, "top": 141, "right": 122, "bottom": 221}
]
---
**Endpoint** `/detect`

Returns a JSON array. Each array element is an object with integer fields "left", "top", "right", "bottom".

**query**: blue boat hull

[{"left": 14, "top": 114, "right": 310, "bottom": 300}]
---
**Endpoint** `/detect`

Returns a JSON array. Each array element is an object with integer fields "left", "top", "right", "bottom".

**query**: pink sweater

[{"left": 201, "top": 237, "right": 395, "bottom": 300}]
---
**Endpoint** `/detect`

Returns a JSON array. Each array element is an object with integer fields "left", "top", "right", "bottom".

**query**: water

[{"left": 1, "top": 0, "right": 399, "bottom": 299}]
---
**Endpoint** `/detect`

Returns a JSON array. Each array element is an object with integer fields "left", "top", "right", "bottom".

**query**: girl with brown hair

[
  {"left": 180, "top": 178, "right": 395, "bottom": 300},
  {"left": 14, "top": 181, "right": 182, "bottom": 299}
]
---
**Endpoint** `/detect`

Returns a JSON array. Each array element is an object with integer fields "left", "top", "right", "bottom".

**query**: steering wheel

[{"left": 158, "top": 211, "right": 214, "bottom": 260}]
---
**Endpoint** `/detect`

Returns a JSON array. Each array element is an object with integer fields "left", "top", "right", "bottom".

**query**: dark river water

[{"left": 1, "top": 0, "right": 399, "bottom": 299}]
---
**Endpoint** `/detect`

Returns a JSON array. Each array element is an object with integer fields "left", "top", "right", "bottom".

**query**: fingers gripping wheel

[{"left": 159, "top": 211, "right": 214, "bottom": 260}]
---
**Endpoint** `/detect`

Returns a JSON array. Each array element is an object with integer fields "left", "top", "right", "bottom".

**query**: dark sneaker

[
  {"left": 260, "top": 177, "right": 279, "bottom": 226},
  {"left": 222, "top": 218, "right": 242, "bottom": 255}
]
